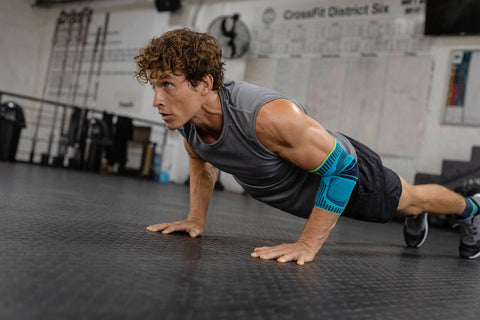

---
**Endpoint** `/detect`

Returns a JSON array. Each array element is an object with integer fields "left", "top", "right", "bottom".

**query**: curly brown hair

[{"left": 134, "top": 28, "right": 225, "bottom": 91}]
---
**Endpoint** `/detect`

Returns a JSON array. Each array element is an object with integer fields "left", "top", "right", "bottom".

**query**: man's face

[{"left": 150, "top": 72, "right": 202, "bottom": 130}]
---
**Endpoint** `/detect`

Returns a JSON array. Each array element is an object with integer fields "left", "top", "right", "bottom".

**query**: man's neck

[{"left": 191, "top": 91, "right": 223, "bottom": 144}]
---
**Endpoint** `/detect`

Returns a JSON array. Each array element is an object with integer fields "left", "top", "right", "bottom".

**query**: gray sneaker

[
  {"left": 403, "top": 213, "right": 428, "bottom": 248},
  {"left": 455, "top": 194, "right": 480, "bottom": 259}
]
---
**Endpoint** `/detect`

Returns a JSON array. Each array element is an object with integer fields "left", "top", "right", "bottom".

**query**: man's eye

[
  {"left": 164, "top": 82, "right": 173, "bottom": 88},
  {"left": 151, "top": 83, "right": 155, "bottom": 90}
]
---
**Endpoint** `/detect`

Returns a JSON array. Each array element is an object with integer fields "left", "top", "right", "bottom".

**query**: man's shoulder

[
  {"left": 224, "top": 81, "right": 273, "bottom": 95},
  {"left": 223, "top": 81, "right": 287, "bottom": 113}
]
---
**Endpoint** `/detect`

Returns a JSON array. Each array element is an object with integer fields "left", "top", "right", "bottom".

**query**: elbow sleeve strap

[{"left": 309, "top": 141, "right": 359, "bottom": 215}]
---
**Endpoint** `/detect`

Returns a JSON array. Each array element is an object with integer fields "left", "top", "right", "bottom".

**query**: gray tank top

[{"left": 178, "top": 81, "right": 356, "bottom": 218}]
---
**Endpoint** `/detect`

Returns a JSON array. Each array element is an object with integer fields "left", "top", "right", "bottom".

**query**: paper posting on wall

[
  {"left": 338, "top": 56, "right": 388, "bottom": 148},
  {"left": 377, "top": 56, "right": 433, "bottom": 156},
  {"left": 244, "top": 56, "right": 277, "bottom": 89},
  {"left": 305, "top": 57, "right": 348, "bottom": 131},
  {"left": 273, "top": 57, "right": 311, "bottom": 105},
  {"left": 246, "top": 0, "right": 429, "bottom": 58},
  {"left": 444, "top": 50, "right": 480, "bottom": 126}
]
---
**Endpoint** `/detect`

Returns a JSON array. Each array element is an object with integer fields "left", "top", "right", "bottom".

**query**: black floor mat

[{"left": 1, "top": 163, "right": 479, "bottom": 319}]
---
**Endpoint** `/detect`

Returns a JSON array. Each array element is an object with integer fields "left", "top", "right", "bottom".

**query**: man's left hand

[{"left": 251, "top": 241, "right": 316, "bottom": 266}]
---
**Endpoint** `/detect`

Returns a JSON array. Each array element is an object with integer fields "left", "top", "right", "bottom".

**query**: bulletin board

[{"left": 443, "top": 50, "right": 480, "bottom": 126}]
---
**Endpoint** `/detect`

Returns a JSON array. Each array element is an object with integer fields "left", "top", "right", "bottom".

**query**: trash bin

[{"left": 0, "top": 101, "right": 26, "bottom": 161}]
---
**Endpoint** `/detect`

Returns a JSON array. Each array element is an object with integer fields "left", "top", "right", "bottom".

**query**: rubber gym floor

[{"left": 1, "top": 162, "right": 479, "bottom": 320}]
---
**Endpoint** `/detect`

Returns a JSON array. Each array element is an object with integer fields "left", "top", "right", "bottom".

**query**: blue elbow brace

[{"left": 309, "top": 141, "right": 359, "bottom": 215}]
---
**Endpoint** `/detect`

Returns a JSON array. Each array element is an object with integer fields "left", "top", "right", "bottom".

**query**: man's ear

[{"left": 199, "top": 74, "right": 214, "bottom": 95}]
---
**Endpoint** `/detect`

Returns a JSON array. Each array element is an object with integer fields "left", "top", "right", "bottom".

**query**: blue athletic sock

[{"left": 457, "top": 197, "right": 479, "bottom": 219}]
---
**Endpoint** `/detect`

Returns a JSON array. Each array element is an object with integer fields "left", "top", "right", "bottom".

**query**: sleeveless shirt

[{"left": 178, "top": 81, "right": 356, "bottom": 218}]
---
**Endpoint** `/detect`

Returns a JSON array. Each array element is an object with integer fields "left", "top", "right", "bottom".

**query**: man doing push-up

[{"left": 134, "top": 28, "right": 480, "bottom": 265}]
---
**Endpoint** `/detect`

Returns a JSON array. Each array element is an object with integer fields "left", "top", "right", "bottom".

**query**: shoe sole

[
  {"left": 404, "top": 213, "right": 428, "bottom": 248},
  {"left": 413, "top": 214, "right": 428, "bottom": 248},
  {"left": 468, "top": 251, "right": 480, "bottom": 259},
  {"left": 460, "top": 249, "right": 480, "bottom": 259}
]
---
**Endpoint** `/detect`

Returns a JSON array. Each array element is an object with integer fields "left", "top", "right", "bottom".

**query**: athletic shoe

[
  {"left": 403, "top": 213, "right": 428, "bottom": 248},
  {"left": 455, "top": 194, "right": 480, "bottom": 259}
]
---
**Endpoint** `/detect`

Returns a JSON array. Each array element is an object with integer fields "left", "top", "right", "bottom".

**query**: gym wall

[{"left": 1, "top": 0, "right": 479, "bottom": 192}]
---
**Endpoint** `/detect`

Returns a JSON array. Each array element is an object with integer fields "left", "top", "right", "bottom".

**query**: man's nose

[{"left": 152, "top": 89, "right": 164, "bottom": 108}]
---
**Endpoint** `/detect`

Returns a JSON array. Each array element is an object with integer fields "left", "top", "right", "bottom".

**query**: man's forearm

[
  {"left": 187, "top": 158, "right": 218, "bottom": 226},
  {"left": 297, "top": 207, "right": 340, "bottom": 254}
]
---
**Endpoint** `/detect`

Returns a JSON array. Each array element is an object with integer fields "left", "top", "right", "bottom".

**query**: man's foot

[
  {"left": 455, "top": 194, "right": 480, "bottom": 259},
  {"left": 403, "top": 213, "right": 428, "bottom": 248}
]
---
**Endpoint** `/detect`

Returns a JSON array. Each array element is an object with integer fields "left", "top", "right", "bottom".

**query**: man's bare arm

[
  {"left": 252, "top": 207, "right": 339, "bottom": 265},
  {"left": 251, "top": 99, "right": 342, "bottom": 264},
  {"left": 146, "top": 139, "right": 217, "bottom": 237}
]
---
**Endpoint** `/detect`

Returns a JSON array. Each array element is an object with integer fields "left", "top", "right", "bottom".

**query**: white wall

[
  {"left": 383, "top": 37, "right": 480, "bottom": 182},
  {"left": 0, "top": 0, "right": 49, "bottom": 96},
  {"left": 1, "top": 0, "right": 479, "bottom": 191},
  {"left": 173, "top": 0, "right": 480, "bottom": 188}
]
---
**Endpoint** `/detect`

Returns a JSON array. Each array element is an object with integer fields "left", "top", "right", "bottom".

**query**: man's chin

[{"left": 164, "top": 122, "right": 181, "bottom": 130}]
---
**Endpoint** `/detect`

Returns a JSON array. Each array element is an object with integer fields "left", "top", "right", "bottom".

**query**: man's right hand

[{"left": 146, "top": 219, "right": 203, "bottom": 238}]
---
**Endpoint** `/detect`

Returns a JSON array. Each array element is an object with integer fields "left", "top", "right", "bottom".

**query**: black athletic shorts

[{"left": 342, "top": 135, "right": 402, "bottom": 223}]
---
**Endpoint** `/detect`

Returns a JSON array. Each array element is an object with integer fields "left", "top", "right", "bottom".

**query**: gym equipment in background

[
  {"left": 0, "top": 102, "right": 26, "bottom": 161},
  {"left": 84, "top": 118, "right": 111, "bottom": 172},
  {"left": 70, "top": 26, "right": 102, "bottom": 170},
  {"left": 43, "top": 11, "right": 76, "bottom": 166},
  {"left": 30, "top": 11, "right": 65, "bottom": 163}
]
